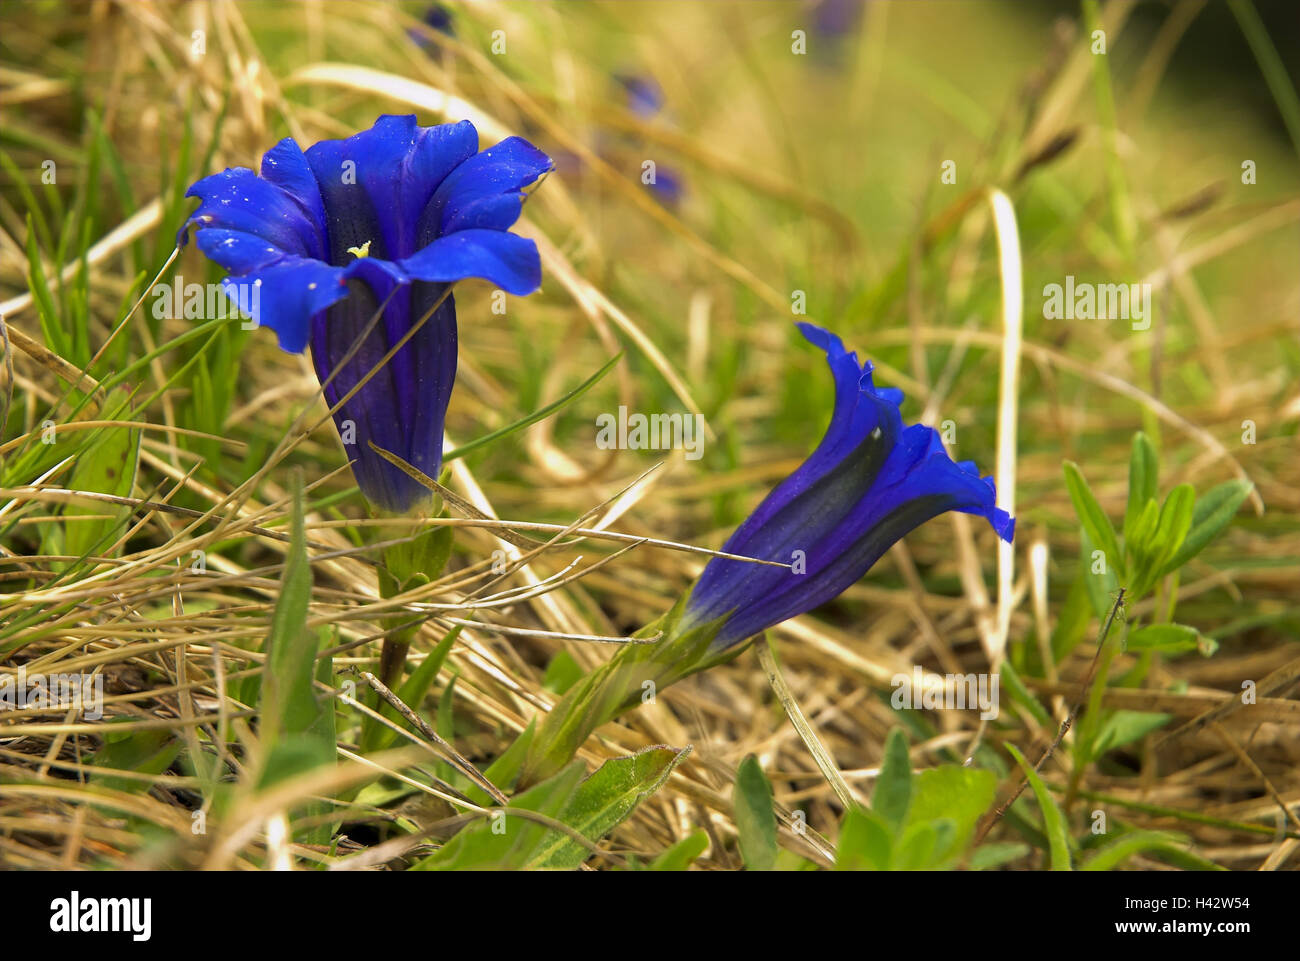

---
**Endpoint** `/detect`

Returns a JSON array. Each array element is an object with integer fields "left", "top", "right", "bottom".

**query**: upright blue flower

[
  {"left": 180, "top": 115, "right": 553, "bottom": 513},
  {"left": 682, "top": 322, "right": 1014, "bottom": 648},
  {"left": 409, "top": 3, "right": 455, "bottom": 51},
  {"left": 422, "top": 3, "right": 455, "bottom": 37}
]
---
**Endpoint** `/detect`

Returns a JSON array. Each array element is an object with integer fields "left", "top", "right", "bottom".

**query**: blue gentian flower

[
  {"left": 814, "top": 0, "right": 864, "bottom": 38},
  {"left": 616, "top": 74, "right": 665, "bottom": 118},
  {"left": 409, "top": 3, "right": 455, "bottom": 48},
  {"left": 423, "top": 3, "right": 455, "bottom": 37},
  {"left": 682, "top": 322, "right": 1014, "bottom": 649},
  {"left": 647, "top": 167, "right": 684, "bottom": 207},
  {"left": 613, "top": 73, "right": 684, "bottom": 206},
  {"left": 180, "top": 115, "right": 553, "bottom": 513}
]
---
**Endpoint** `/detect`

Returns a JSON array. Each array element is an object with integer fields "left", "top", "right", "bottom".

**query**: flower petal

[
  {"left": 223, "top": 258, "right": 348, "bottom": 353},
  {"left": 426, "top": 136, "right": 553, "bottom": 237},
  {"left": 194, "top": 228, "right": 289, "bottom": 275},
  {"left": 717, "top": 322, "right": 901, "bottom": 562},
  {"left": 684, "top": 322, "right": 1014, "bottom": 648},
  {"left": 306, "top": 115, "right": 478, "bottom": 262},
  {"left": 183, "top": 166, "right": 321, "bottom": 260},
  {"left": 686, "top": 424, "right": 891, "bottom": 628},
  {"left": 716, "top": 428, "right": 1012, "bottom": 644},
  {"left": 400, "top": 228, "right": 542, "bottom": 294},
  {"left": 259, "top": 137, "right": 328, "bottom": 258},
  {"left": 309, "top": 273, "right": 456, "bottom": 513}
]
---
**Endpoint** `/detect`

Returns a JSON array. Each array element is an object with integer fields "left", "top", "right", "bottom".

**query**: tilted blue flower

[
  {"left": 616, "top": 74, "right": 665, "bottom": 118},
  {"left": 612, "top": 73, "right": 684, "bottom": 206},
  {"left": 647, "top": 167, "right": 684, "bottom": 207},
  {"left": 180, "top": 115, "right": 553, "bottom": 513},
  {"left": 682, "top": 322, "right": 1014, "bottom": 649}
]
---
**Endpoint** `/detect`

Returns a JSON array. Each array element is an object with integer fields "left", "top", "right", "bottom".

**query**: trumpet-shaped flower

[
  {"left": 181, "top": 115, "right": 552, "bottom": 512},
  {"left": 517, "top": 322, "right": 1014, "bottom": 788},
  {"left": 683, "top": 322, "right": 1015, "bottom": 648}
]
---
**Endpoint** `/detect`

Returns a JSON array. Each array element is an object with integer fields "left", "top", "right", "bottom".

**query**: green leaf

[
  {"left": 1081, "top": 528, "right": 1121, "bottom": 621},
  {"left": 1000, "top": 660, "right": 1052, "bottom": 728},
  {"left": 436, "top": 672, "right": 458, "bottom": 743},
  {"left": 1006, "top": 744, "right": 1072, "bottom": 871},
  {"left": 401, "top": 627, "right": 461, "bottom": 703},
  {"left": 734, "top": 755, "right": 779, "bottom": 871},
  {"left": 258, "top": 640, "right": 336, "bottom": 847},
  {"left": 1149, "top": 483, "right": 1196, "bottom": 582},
  {"left": 261, "top": 478, "right": 316, "bottom": 747},
  {"left": 968, "top": 842, "right": 1030, "bottom": 870},
  {"left": 903, "top": 764, "right": 998, "bottom": 866},
  {"left": 1064, "top": 461, "right": 1124, "bottom": 581},
  {"left": 1126, "top": 497, "right": 1161, "bottom": 561},
  {"left": 90, "top": 725, "right": 181, "bottom": 796},
  {"left": 892, "top": 820, "right": 945, "bottom": 869},
  {"left": 542, "top": 650, "right": 585, "bottom": 695},
  {"left": 1123, "top": 433, "right": 1159, "bottom": 543},
  {"left": 773, "top": 849, "right": 818, "bottom": 871},
  {"left": 62, "top": 387, "right": 140, "bottom": 565},
  {"left": 434, "top": 673, "right": 462, "bottom": 788},
  {"left": 835, "top": 807, "right": 893, "bottom": 871},
  {"left": 420, "top": 748, "right": 689, "bottom": 870},
  {"left": 1142, "top": 844, "right": 1227, "bottom": 871},
  {"left": 258, "top": 475, "right": 332, "bottom": 792},
  {"left": 443, "top": 353, "right": 621, "bottom": 462},
  {"left": 645, "top": 829, "right": 709, "bottom": 871},
  {"left": 1092, "top": 710, "right": 1173, "bottom": 755},
  {"left": 468, "top": 720, "right": 536, "bottom": 803},
  {"left": 415, "top": 761, "right": 586, "bottom": 871},
  {"left": 1126, "top": 623, "right": 1209, "bottom": 656},
  {"left": 1050, "top": 568, "right": 1094, "bottom": 663},
  {"left": 873, "top": 728, "right": 912, "bottom": 833},
  {"left": 1081, "top": 831, "right": 1191, "bottom": 871},
  {"left": 537, "top": 745, "right": 691, "bottom": 869},
  {"left": 1164, "top": 480, "right": 1252, "bottom": 574},
  {"left": 23, "top": 211, "right": 69, "bottom": 361}
]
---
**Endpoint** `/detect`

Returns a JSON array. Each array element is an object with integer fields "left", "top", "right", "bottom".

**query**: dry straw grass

[{"left": 1, "top": 0, "right": 1297, "bottom": 870}]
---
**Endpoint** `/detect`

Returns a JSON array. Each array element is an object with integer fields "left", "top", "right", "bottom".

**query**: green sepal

[
  {"left": 515, "top": 593, "right": 730, "bottom": 789},
  {"left": 382, "top": 522, "right": 453, "bottom": 588}
]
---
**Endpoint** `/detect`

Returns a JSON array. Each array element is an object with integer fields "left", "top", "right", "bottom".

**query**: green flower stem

[
  {"left": 376, "top": 565, "right": 420, "bottom": 688},
  {"left": 373, "top": 503, "right": 453, "bottom": 688},
  {"left": 517, "top": 597, "right": 731, "bottom": 788}
]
